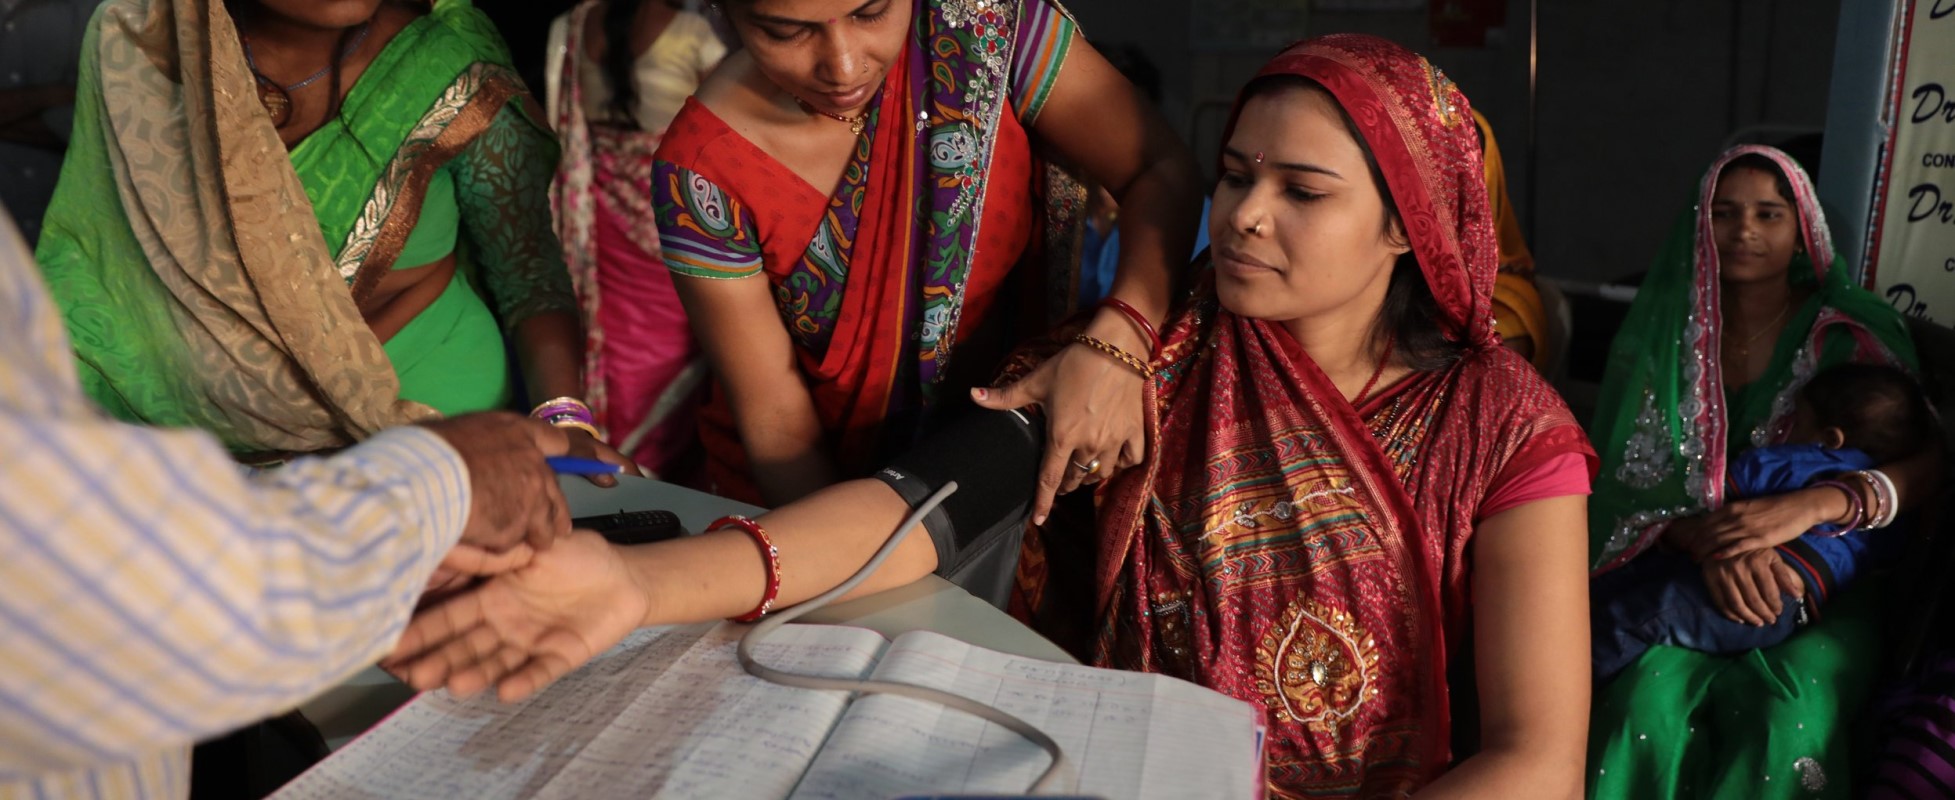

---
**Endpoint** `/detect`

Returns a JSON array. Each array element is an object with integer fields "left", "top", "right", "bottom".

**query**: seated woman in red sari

[
  {"left": 650, "top": 0, "right": 1203, "bottom": 508},
  {"left": 388, "top": 35, "right": 1595, "bottom": 798}
]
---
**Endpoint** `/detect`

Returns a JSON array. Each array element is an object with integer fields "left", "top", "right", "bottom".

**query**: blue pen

[{"left": 546, "top": 456, "right": 625, "bottom": 475}]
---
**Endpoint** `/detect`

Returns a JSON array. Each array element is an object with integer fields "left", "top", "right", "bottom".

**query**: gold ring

[{"left": 1073, "top": 458, "right": 1102, "bottom": 474}]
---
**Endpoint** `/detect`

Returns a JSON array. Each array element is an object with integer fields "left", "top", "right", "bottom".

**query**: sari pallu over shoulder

[
  {"left": 285, "top": 0, "right": 540, "bottom": 305},
  {"left": 1012, "top": 35, "right": 1594, "bottom": 798},
  {"left": 652, "top": 0, "right": 1084, "bottom": 498},
  {"left": 1587, "top": 145, "right": 1916, "bottom": 572},
  {"left": 38, "top": 0, "right": 563, "bottom": 453},
  {"left": 1067, "top": 286, "right": 1587, "bottom": 798},
  {"left": 547, "top": 0, "right": 708, "bottom": 476},
  {"left": 35, "top": 0, "right": 431, "bottom": 453}
]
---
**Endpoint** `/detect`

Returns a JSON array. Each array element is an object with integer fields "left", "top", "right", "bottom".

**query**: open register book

[{"left": 271, "top": 622, "right": 1265, "bottom": 799}]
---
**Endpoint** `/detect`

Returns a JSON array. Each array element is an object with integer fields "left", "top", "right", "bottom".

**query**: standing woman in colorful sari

[
  {"left": 388, "top": 35, "right": 1597, "bottom": 798},
  {"left": 652, "top": 0, "right": 1204, "bottom": 507},
  {"left": 547, "top": 0, "right": 726, "bottom": 478},
  {"left": 34, "top": 0, "right": 626, "bottom": 467},
  {"left": 1586, "top": 146, "right": 1932, "bottom": 797}
]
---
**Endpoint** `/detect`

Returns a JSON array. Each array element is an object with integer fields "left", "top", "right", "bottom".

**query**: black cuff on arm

[{"left": 871, "top": 409, "right": 1046, "bottom": 607}]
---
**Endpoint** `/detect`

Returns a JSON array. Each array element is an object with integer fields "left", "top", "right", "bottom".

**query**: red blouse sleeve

[{"left": 1476, "top": 430, "right": 1597, "bottom": 523}]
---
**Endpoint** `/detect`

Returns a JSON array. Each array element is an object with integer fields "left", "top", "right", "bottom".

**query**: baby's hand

[
  {"left": 1771, "top": 557, "right": 1807, "bottom": 600},
  {"left": 1659, "top": 515, "right": 1716, "bottom": 560},
  {"left": 1702, "top": 549, "right": 1790, "bottom": 626}
]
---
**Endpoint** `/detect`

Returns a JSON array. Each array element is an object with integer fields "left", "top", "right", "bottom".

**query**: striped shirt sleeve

[
  {"left": 0, "top": 420, "right": 470, "bottom": 777},
  {"left": 1009, "top": 0, "right": 1078, "bottom": 125},
  {"left": 0, "top": 203, "right": 475, "bottom": 792},
  {"left": 652, "top": 160, "right": 766, "bottom": 280},
  {"left": 0, "top": 196, "right": 481, "bottom": 796}
]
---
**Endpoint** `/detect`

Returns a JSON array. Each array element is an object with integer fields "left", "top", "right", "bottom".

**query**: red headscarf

[
  {"left": 1014, "top": 35, "right": 1591, "bottom": 797},
  {"left": 1235, "top": 34, "right": 1501, "bottom": 348}
]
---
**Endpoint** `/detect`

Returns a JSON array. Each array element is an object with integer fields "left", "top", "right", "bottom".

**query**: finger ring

[{"left": 1072, "top": 458, "right": 1102, "bottom": 474}]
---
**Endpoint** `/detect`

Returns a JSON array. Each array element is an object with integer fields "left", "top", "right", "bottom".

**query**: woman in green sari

[
  {"left": 1587, "top": 145, "right": 1931, "bottom": 797},
  {"left": 34, "top": 0, "right": 620, "bottom": 463}
]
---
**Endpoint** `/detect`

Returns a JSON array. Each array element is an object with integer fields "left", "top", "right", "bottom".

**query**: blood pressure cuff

[{"left": 871, "top": 408, "right": 1046, "bottom": 610}]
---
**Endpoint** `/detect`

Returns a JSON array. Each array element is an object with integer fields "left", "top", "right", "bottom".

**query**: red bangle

[
  {"left": 709, "top": 515, "right": 781, "bottom": 622},
  {"left": 1098, "top": 297, "right": 1161, "bottom": 359}
]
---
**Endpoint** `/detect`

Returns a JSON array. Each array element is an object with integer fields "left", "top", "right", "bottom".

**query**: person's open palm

[{"left": 386, "top": 531, "right": 648, "bottom": 702}]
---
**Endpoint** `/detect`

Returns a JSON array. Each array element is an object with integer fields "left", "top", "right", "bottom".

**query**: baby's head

[{"left": 1787, "top": 363, "right": 1938, "bottom": 463}]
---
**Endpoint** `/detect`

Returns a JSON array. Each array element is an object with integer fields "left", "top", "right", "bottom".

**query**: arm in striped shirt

[{"left": 0, "top": 418, "right": 472, "bottom": 776}]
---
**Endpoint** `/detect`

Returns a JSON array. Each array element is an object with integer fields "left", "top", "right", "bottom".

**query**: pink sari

[{"left": 549, "top": 1, "right": 704, "bottom": 478}]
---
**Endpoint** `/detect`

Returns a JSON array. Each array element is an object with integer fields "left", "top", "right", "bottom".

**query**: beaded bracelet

[
  {"left": 1809, "top": 479, "right": 1863, "bottom": 538},
  {"left": 709, "top": 515, "right": 782, "bottom": 623},
  {"left": 1073, "top": 333, "right": 1153, "bottom": 379},
  {"left": 1098, "top": 297, "right": 1162, "bottom": 359}
]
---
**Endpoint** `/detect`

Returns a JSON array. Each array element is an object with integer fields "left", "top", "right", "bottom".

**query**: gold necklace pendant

[
  {"left": 1722, "top": 302, "right": 1792, "bottom": 363},
  {"left": 255, "top": 80, "right": 294, "bottom": 128},
  {"left": 796, "top": 97, "right": 868, "bottom": 136}
]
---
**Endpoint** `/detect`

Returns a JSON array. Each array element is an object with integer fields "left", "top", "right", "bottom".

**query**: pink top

[{"left": 1478, "top": 451, "right": 1593, "bottom": 522}]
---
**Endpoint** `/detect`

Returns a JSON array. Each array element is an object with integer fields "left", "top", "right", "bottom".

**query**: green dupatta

[
  {"left": 285, "top": 2, "right": 539, "bottom": 297},
  {"left": 35, "top": 0, "right": 562, "bottom": 453},
  {"left": 284, "top": 2, "right": 570, "bottom": 418},
  {"left": 1588, "top": 145, "right": 1915, "bottom": 571},
  {"left": 36, "top": 0, "right": 429, "bottom": 454}
]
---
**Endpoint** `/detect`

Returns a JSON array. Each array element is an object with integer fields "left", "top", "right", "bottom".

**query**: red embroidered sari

[{"left": 1011, "top": 36, "right": 1592, "bottom": 798}]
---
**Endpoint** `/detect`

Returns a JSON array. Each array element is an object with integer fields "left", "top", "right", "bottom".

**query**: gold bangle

[
  {"left": 550, "top": 419, "right": 602, "bottom": 439},
  {"left": 1072, "top": 333, "right": 1153, "bottom": 379}
]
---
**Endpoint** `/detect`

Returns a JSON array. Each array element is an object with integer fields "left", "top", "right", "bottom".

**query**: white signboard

[{"left": 1872, "top": 1, "right": 1955, "bottom": 323}]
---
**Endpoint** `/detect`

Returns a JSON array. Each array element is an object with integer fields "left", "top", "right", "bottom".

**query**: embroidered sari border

[{"left": 339, "top": 63, "right": 524, "bottom": 305}]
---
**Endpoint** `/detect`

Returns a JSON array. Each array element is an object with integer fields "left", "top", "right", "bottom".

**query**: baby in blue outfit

[{"left": 1591, "top": 363, "right": 1937, "bottom": 681}]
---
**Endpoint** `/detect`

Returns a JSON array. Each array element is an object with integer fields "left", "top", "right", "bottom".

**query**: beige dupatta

[{"left": 96, "top": 0, "right": 433, "bottom": 452}]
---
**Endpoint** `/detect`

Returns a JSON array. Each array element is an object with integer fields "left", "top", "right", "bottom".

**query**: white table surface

[{"left": 299, "top": 475, "right": 1073, "bottom": 748}]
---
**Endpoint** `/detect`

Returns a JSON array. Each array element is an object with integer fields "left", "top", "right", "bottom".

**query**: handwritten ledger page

[
  {"left": 271, "top": 623, "right": 1262, "bottom": 800},
  {"left": 792, "top": 630, "right": 1263, "bottom": 799}
]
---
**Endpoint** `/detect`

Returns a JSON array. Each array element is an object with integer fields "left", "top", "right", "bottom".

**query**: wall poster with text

[{"left": 1871, "top": 0, "right": 1955, "bottom": 324}]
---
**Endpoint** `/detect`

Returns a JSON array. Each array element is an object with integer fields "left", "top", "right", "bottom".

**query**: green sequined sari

[{"left": 1586, "top": 146, "right": 1915, "bottom": 798}]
